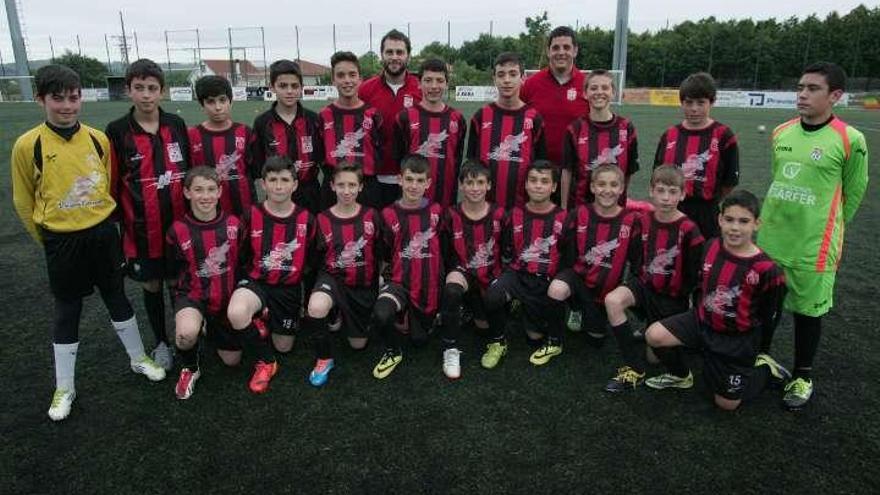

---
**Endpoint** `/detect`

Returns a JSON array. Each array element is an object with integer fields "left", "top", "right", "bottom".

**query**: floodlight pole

[
  {"left": 260, "top": 26, "right": 267, "bottom": 85},
  {"left": 4, "top": 0, "right": 33, "bottom": 99},
  {"left": 119, "top": 11, "right": 130, "bottom": 67},
  {"left": 611, "top": 0, "right": 629, "bottom": 91},
  {"left": 49, "top": 36, "right": 55, "bottom": 61},
  {"left": 164, "top": 30, "right": 172, "bottom": 71},
  {"left": 77, "top": 35, "right": 82, "bottom": 56},
  {"left": 295, "top": 26, "right": 301, "bottom": 62},
  {"left": 105, "top": 34, "right": 113, "bottom": 73}
]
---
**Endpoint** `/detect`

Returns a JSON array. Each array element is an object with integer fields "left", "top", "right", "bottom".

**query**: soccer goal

[{"left": 524, "top": 68, "right": 625, "bottom": 105}]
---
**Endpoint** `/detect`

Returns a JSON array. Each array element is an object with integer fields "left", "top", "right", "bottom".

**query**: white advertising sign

[{"left": 455, "top": 86, "right": 498, "bottom": 102}]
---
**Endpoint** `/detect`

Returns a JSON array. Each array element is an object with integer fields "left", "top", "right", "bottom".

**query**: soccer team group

[{"left": 11, "top": 27, "right": 868, "bottom": 422}]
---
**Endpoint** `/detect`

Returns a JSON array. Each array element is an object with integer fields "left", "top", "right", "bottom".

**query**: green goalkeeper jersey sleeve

[{"left": 758, "top": 116, "right": 869, "bottom": 272}]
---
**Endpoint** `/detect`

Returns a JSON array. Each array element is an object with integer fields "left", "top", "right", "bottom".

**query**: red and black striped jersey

[
  {"left": 316, "top": 206, "right": 383, "bottom": 288},
  {"left": 251, "top": 102, "right": 323, "bottom": 184},
  {"left": 393, "top": 105, "right": 467, "bottom": 207},
  {"left": 166, "top": 212, "right": 243, "bottom": 316},
  {"left": 653, "top": 122, "right": 739, "bottom": 202},
  {"left": 317, "top": 103, "right": 382, "bottom": 176},
  {"left": 188, "top": 123, "right": 255, "bottom": 217},
  {"left": 697, "top": 238, "right": 786, "bottom": 334},
  {"left": 241, "top": 203, "right": 315, "bottom": 286},
  {"left": 467, "top": 104, "right": 547, "bottom": 209},
  {"left": 637, "top": 213, "right": 704, "bottom": 299},
  {"left": 571, "top": 205, "right": 642, "bottom": 301},
  {"left": 506, "top": 205, "right": 573, "bottom": 279},
  {"left": 445, "top": 204, "right": 505, "bottom": 290},
  {"left": 106, "top": 107, "right": 190, "bottom": 260},
  {"left": 381, "top": 201, "right": 445, "bottom": 315},
  {"left": 563, "top": 114, "right": 639, "bottom": 206}
]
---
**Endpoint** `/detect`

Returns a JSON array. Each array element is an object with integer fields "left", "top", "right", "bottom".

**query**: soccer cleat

[
  {"left": 131, "top": 355, "right": 167, "bottom": 382},
  {"left": 529, "top": 343, "right": 563, "bottom": 366},
  {"left": 442, "top": 348, "right": 462, "bottom": 380},
  {"left": 755, "top": 353, "right": 791, "bottom": 389},
  {"left": 150, "top": 342, "right": 174, "bottom": 371},
  {"left": 604, "top": 366, "right": 646, "bottom": 393},
  {"left": 783, "top": 377, "right": 814, "bottom": 410},
  {"left": 309, "top": 358, "right": 335, "bottom": 387},
  {"left": 48, "top": 388, "right": 76, "bottom": 421},
  {"left": 480, "top": 341, "right": 508, "bottom": 369},
  {"left": 175, "top": 368, "right": 201, "bottom": 400},
  {"left": 249, "top": 360, "right": 279, "bottom": 394},
  {"left": 645, "top": 371, "right": 694, "bottom": 390},
  {"left": 373, "top": 350, "right": 403, "bottom": 379},
  {"left": 566, "top": 310, "right": 583, "bottom": 332}
]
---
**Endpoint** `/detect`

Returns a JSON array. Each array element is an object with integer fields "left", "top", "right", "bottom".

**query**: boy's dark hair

[
  {"left": 269, "top": 59, "right": 303, "bottom": 86},
  {"left": 419, "top": 58, "right": 448, "bottom": 80},
  {"left": 803, "top": 61, "right": 847, "bottom": 92},
  {"left": 184, "top": 165, "right": 220, "bottom": 188},
  {"left": 331, "top": 51, "right": 360, "bottom": 73},
  {"left": 332, "top": 161, "right": 364, "bottom": 184},
  {"left": 720, "top": 189, "right": 762, "bottom": 219},
  {"left": 679, "top": 72, "right": 716, "bottom": 103},
  {"left": 35, "top": 64, "right": 81, "bottom": 98},
  {"left": 547, "top": 26, "right": 578, "bottom": 48},
  {"left": 493, "top": 52, "right": 524, "bottom": 76},
  {"left": 458, "top": 160, "right": 492, "bottom": 183},
  {"left": 585, "top": 69, "right": 616, "bottom": 90},
  {"left": 651, "top": 164, "right": 685, "bottom": 188},
  {"left": 591, "top": 164, "right": 624, "bottom": 184},
  {"left": 527, "top": 160, "right": 559, "bottom": 184},
  {"left": 381, "top": 29, "right": 412, "bottom": 55},
  {"left": 400, "top": 154, "right": 430, "bottom": 176},
  {"left": 261, "top": 155, "right": 298, "bottom": 179},
  {"left": 125, "top": 58, "right": 165, "bottom": 88},
  {"left": 195, "top": 75, "right": 232, "bottom": 105}
]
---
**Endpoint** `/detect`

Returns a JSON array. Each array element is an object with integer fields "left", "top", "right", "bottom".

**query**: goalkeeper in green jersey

[{"left": 757, "top": 62, "right": 869, "bottom": 411}]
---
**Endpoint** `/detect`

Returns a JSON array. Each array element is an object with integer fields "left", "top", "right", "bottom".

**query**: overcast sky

[{"left": 1, "top": 0, "right": 872, "bottom": 68}]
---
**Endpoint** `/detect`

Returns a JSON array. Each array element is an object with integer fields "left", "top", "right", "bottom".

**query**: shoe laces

[
  {"left": 51, "top": 389, "right": 69, "bottom": 407},
  {"left": 616, "top": 367, "right": 639, "bottom": 384},
  {"left": 443, "top": 349, "right": 461, "bottom": 366},
  {"left": 788, "top": 377, "right": 811, "bottom": 394},
  {"left": 381, "top": 351, "right": 399, "bottom": 365},
  {"left": 314, "top": 359, "right": 332, "bottom": 373}
]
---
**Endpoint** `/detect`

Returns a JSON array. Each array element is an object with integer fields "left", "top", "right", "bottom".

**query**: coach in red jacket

[
  {"left": 359, "top": 29, "right": 422, "bottom": 207},
  {"left": 521, "top": 25, "right": 588, "bottom": 208}
]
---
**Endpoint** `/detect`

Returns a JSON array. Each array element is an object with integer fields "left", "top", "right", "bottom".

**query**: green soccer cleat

[
  {"left": 566, "top": 310, "right": 583, "bottom": 332},
  {"left": 131, "top": 355, "right": 167, "bottom": 382},
  {"left": 372, "top": 350, "right": 403, "bottom": 379},
  {"left": 529, "top": 343, "right": 563, "bottom": 366},
  {"left": 755, "top": 353, "right": 791, "bottom": 389},
  {"left": 480, "top": 341, "right": 508, "bottom": 369},
  {"left": 783, "top": 377, "right": 814, "bottom": 410},
  {"left": 48, "top": 388, "right": 76, "bottom": 421},
  {"left": 604, "top": 366, "right": 646, "bottom": 393},
  {"left": 645, "top": 371, "right": 694, "bottom": 390}
]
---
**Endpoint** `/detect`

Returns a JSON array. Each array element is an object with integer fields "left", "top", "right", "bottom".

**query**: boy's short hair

[
  {"left": 458, "top": 160, "right": 492, "bottom": 183},
  {"left": 125, "top": 58, "right": 165, "bottom": 88},
  {"left": 803, "top": 61, "right": 847, "bottom": 92},
  {"left": 493, "top": 52, "right": 524, "bottom": 75},
  {"left": 269, "top": 59, "right": 303, "bottom": 86},
  {"left": 330, "top": 51, "right": 360, "bottom": 73},
  {"left": 261, "top": 155, "right": 298, "bottom": 179},
  {"left": 651, "top": 164, "right": 685, "bottom": 188},
  {"left": 720, "top": 189, "right": 761, "bottom": 219},
  {"left": 419, "top": 58, "right": 448, "bottom": 80},
  {"left": 195, "top": 75, "right": 232, "bottom": 105},
  {"left": 585, "top": 69, "right": 616, "bottom": 90},
  {"left": 400, "top": 154, "right": 430, "bottom": 176},
  {"left": 547, "top": 26, "right": 578, "bottom": 48},
  {"left": 35, "top": 64, "right": 81, "bottom": 98},
  {"left": 528, "top": 159, "right": 559, "bottom": 184},
  {"left": 332, "top": 161, "right": 364, "bottom": 184},
  {"left": 591, "top": 164, "right": 624, "bottom": 184},
  {"left": 679, "top": 72, "right": 716, "bottom": 103},
  {"left": 184, "top": 165, "right": 220, "bottom": 188},
  {"left": 381, "top": 29, "right": 411, "bottom": 55}
]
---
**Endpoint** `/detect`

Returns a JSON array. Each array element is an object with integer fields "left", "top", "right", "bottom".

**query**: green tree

[
  {"left": 54, "top": 51, "right": 109, "bottom": 88},
  {"left": 359, "top": 51, "right": 382, "bottom": 79}
]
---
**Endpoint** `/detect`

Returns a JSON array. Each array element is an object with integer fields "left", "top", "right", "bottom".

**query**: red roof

[
  {"left": 295, "top": 59, "right": 330, "bottom": 77},
  {"left": 202, "top": 59, "right": 263, "bottom": 78}
]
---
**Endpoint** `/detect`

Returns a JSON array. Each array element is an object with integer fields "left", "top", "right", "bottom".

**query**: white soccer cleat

[
  {"left": 131, "top": 356, "right": 167, "bottom": 382},
  {"left": 150, "top": 342, "right": 174, "bottom": 371},
  {"left": 442, "top": 348, "right": 462, "bottom": 380},
  {"left": 48, "top": 388, "right": 76, "bottom": 421}
]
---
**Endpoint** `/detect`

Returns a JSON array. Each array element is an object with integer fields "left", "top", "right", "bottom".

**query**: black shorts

[
  {"left": 236, "top": 278, "right": 302, "bottom": 336},
  {"left": 660, "top": 309, "right": 760, "bottom": 401},
  {"left": 624, "top": 277, "right": 690, "bottom": 325},
  {"left": 679, "top": 198, "right": 719, "bottom": 240},
  {"left": 313, "top": 272, "right": 377, "bottom": 338},
  {"left": 173, "top": 297, "right": 242, "bottom": 351},
  {"left": 554, "top": 269, "right": 608, "bottom": 329},
  {"left": 379, "top": 282, "right": 438, "bottom": 338},
  {"left": 293, "top": 179, "right": 321, "bottom": 215},
  {"left": 490, "top": 270, "right": 551, "bottom": 326},
  {"left": 126, "top": 257, "right": 174, "bottom": 283},
  {"left": 320, "top": 175, "right": 383, "bottom": 210},
  {"left": 42, "top": 220, "right": 126, "bottom": 300},
  {"left": 448, "top": 269, "right": 489, "bottom": 321}
]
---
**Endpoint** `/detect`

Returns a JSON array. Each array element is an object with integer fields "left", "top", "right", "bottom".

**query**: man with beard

[{"left": 359, "top": 29, "right": 422, "bottom": 207}]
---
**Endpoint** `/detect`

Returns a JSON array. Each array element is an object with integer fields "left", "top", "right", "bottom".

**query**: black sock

[
  {"left": 372, "top": 298, "right": 401, "bottom": 353},
  {"left": 244, "top": 324, "right": 275, "bottom": 363},
  {"left": 793, "top": 313, "right": 822, "bottom": 379},
  {"left": 306, "top": 316, "right": 332, "bottom": 360},
  {"left": 143, "top": 289, "right": 168, "bottom": 345},
  {"left": 653, "top": 346, "right": 689, "bottom": 377},
  {"left": 440, "top": 283, "right": 465, "bottom": 348},
  {"left": 611, "top": 320, "right": 645, "bottom": 373},
  {"left": 177, "top": 343, "right": 199, "bottom": 370},
  {"left": 546, "top": 299, "right": 567, "bottom": 344},
  {"left": 743, "top": 365, "right": 771, "bottom": 401}
]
